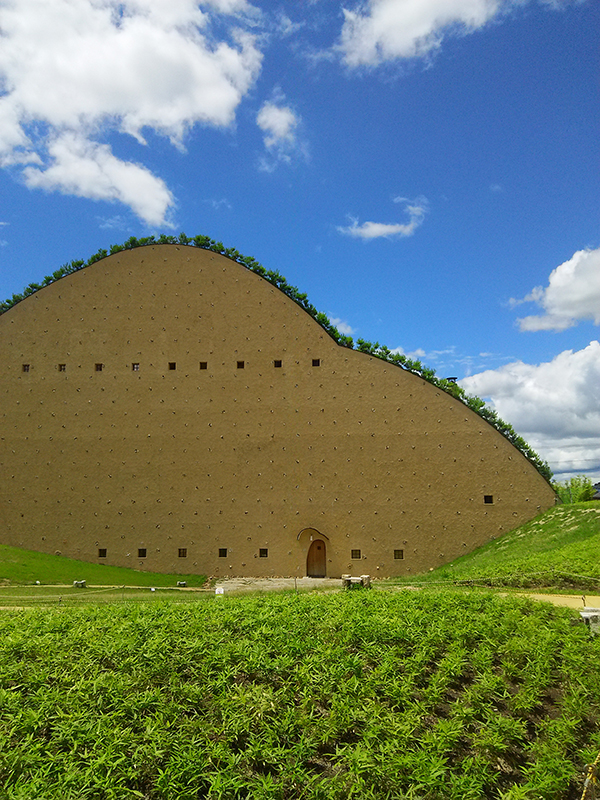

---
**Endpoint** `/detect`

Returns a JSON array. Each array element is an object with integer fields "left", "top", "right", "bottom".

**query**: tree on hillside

[{"left": 552, "top": 474, "right": 595, "bottom": 503}]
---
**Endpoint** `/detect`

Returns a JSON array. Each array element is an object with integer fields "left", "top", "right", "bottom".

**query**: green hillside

[
  {"left": 0, "top": 543, "right": 206, "bottom": 588},
  {"left": 399, "top": 502, "right": 600, "bottom": 590}
]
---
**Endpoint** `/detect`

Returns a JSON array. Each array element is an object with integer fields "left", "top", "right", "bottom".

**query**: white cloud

[
  {"left": 337, "top": 196, "right": 428, "bottom": 240},
  {"left": 459, "top": 341, "right": 600, "bottom": 480},
  {"left": 329, "top": 317, "right": 356, "bottom": 336},
  {"left": 0, "top": 0, "right": 263, "bottom": 224},
  {"left": 274, "top": 10, "right": 305, "bottom": 37},
  {"left": 338, "top": 0, "right": 506, "bottom": 67},
  {"left": 256, "top": 93, "right": 306, "bottom": 170},
  {"left": 203, "top": 0, "right": 254, "bottom": 12},
  {"left": 23, "top": 133, "right": 175, "bottom": 227},
  {"left": 392, "top": 346, "right": 427, "bottom": 359},
  {"left": 511, "top": 247, "right": 600, "bottom": 332},
  {"left": 257, "top": 104, "right": 298, "bottom": 150}
]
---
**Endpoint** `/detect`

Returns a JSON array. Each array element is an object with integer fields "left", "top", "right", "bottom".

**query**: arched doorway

[{"left": 306, "top": 539, "right": 326, "bottom": 578}]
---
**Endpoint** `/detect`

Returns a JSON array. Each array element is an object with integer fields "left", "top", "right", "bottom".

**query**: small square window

[
  {"left": 259, "top": 548, "right": 268, "bottom": 558},
  {"left": 218, "top": 548, "right": 227, "bottom": 558},
  {"left": 237, "top": 361, "right": 245, "bottom": 369},
  {"left": 484, "top": 495, "right": 494, "bottom": 504},
  {"left": 22, "top": 364, "right": 30, "bottom": 373},
  {"left": 58, "top": 364, "right": 66, "bottom": 372},
  {"left": 98, "top": 548, "right": 107, "bottom": 558},
  {"left": 273, "top": 360, "right": 282, "bottom": 368},
  {"left": 95, "top": 363, "right": 103, "bottom": 372},
  {"left": 138, "top": 548, "right": 147, "bottom": 558},
  {"left": 312, "top": 359, "right": 320, "bottom": 367},
  {"left": 132, "top": 363, "right": 140, "bottom": 371},
  {"left": 394, "top": 549, "right": 404, "bottom": 560},
  {"left": 168, "top": 362, "right": 176, "bottom": 370},
  {"left": 351, "top": 549, "right": 361, "bottom": 559},
  {"left": 178, "top": 548, "right": 187, "bottom": 558},
  {"left": 199, "top": 362, "right": 207, "bottom": 370}
]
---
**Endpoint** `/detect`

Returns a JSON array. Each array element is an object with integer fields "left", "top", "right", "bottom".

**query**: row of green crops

[
  {"left": 0, "top": 233, "right": 551, "bottom": 482},
  {"left": 1, "top": 590, "right": 598, "bottom": 799}
]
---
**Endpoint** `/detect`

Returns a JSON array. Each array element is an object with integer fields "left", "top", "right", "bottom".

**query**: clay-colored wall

[{"left": 0, "top": 245, "right": 556, "bottom": 578}]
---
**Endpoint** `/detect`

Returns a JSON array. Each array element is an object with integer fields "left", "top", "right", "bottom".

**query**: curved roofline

[{"left": 0, "top": 234, "right": 553, "bottom": 484}]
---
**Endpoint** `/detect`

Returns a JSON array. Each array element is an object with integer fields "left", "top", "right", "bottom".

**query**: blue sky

[{"left": 0, "top": 0, "right": 598, "bottom": 481}]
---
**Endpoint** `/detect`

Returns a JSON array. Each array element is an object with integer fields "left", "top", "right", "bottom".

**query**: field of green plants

[
  {"left": 398, "top": 503, "right": 600, "bottom": 591},
  {"left": 1, "top": 590, "right": 599, "bottom": 800}
]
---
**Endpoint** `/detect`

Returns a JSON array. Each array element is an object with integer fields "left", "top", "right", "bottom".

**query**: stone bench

[
  {"left": 580, "top": 608, "right": 600, "bottom": 636},
  {"left": 341, "top": 574, "right": 371, "bottom": 590}
]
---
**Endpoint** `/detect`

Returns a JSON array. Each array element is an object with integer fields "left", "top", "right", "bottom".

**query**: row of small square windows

[
  {"left": 353, "top": 549, "right": 404, "bottom": 560},
  {"left": 22, "top": 359, "right": 321, "bottom": 373},
  {"left": 97, "top": 547, "right": 405, "bottom": 559},
  {"left": 97, "top": 547, "right": 268, "bottom": 559}
]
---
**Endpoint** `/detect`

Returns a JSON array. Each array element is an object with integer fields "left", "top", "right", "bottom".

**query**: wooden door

[{"left": 306, "top": 540, "right": 326, "bottom": 577}]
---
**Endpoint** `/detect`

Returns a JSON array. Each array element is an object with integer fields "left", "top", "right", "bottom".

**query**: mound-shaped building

[{"left": 0, "top": 245, "right": 556, "bottom": 578}]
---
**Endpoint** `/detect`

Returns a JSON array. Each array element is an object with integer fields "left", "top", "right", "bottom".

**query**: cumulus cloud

[
  {"left": 0, "top": 0, "right": 263, "bottom": 224},
  {"left": 460, "top": 341, "right": 600, "bottom": 480},
  {"left": 23, "top": 133, "right": 174, "bottom": 227},
  {"left": 257, "top": 103, "right": 298, "bottom": 150},
  {"left": 510, "top": 247, "right": 600, "bottom": 332},
  {"left": 391, "top": 346, "right": 427, "bottom": 359},
  {"left": 337, "top": 195, "right": 428, "bottom": 240},
  {"left": 337, "top": 0, "right": 507, "bottom": 67},
  {"left": 328, "top": 317, "right": 356, "bottom": 336},
  {"left": 256, "top": 93, "right": 306, "bottom": 170},
  {"left": 204, "top": 0, "right": 254, "bottom": 11}
]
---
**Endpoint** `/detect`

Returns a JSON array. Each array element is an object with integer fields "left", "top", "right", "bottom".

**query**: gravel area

[{"left": 212, "top": 576, "right": 343, "bottom": 594}]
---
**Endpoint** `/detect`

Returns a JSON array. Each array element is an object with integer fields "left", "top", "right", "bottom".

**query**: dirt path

[
  {"left": 510, "top": 592, "right": 600, "bottom": 609},
  {"left": 211, "top": 579, "right": 600, "bottom": 610},
  {"left": 1, "top": 578, "right": 598, "bottom": 611},
  {"left": 213, "top": 576, "right": 341, "bottom": 593}
]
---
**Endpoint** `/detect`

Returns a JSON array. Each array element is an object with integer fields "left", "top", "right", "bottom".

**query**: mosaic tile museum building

[{"left": 0, "top": 245, "right": 556, "bottom": 578}]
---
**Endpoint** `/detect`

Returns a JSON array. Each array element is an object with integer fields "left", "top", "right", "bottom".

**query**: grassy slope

[
  {"left": 398, "top": 502, "right": 600, "bottom": 590},
  {"left": 0, "top": 543, "right": 206, "bottom": 587}
]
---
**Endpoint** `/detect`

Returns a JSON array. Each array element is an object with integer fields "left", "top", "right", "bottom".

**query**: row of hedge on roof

[{"left": 0, "top": 232, "right": 553, "bottom": 482}]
